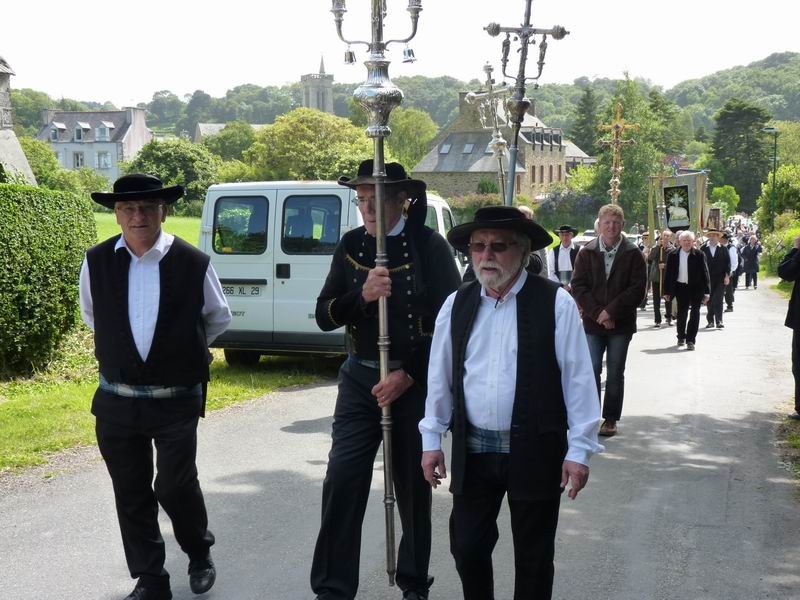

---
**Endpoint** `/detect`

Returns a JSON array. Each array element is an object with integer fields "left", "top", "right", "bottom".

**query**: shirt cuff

[{"left": 421, "top": 432, "right": 442, "bottom": 452}]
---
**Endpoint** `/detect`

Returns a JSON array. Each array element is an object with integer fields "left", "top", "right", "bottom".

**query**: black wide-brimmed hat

[
  {"left": 447, "top": 205, "right": 553, "bottom": 253},
  {"left": 338, "top": 160, "right": 426, "bottom": 200},
  {"left": 553, "top": 224, "right": 578, "bottom": 235},
  {"left": 91, "top": 174, "right": 185, "bottom": 209}
]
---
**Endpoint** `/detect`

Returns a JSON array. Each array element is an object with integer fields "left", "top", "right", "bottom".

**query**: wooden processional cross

[{"left": 597, "top": 102, "right": 639, "bottom": 204}]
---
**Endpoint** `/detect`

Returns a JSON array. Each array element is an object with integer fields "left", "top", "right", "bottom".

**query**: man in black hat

[
  {"left": 79, "top": 174, "right": 231, "bottom": 600},
  {"left": 701, "top": 228, "right": 731, "bottom": 329},
  {"left": 546, "top": 224, "right": 579, "bottom": 290},
  {"left": 420, "top": 206, "right": 602, "bottom": 600},
  {"left": 311, "top": 160, "right": 461, "bottom": 600},
  {"left": 663, "top": 230, "right": 710, "bottom": 351}
]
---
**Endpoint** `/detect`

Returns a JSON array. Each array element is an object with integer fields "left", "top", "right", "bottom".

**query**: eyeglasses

[
  {"left": 469, "top": 241, "right": 517, "bottom": 254},
  {"left": 117, "top": 203, "right": 164, "bottom": 217}
]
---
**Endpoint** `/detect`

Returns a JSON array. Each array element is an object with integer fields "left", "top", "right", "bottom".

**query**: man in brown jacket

[{"left": 571, "top": 204, "right": 647, "bottom": 437}]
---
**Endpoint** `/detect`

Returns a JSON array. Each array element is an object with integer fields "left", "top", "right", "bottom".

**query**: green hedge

[{"left": 0, "top": 184, "right": 96, "bottom": 377}]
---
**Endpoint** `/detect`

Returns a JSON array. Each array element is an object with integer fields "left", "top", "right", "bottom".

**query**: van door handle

[{"left": 276, "top": 263, "right": 291, "bottom": 278}]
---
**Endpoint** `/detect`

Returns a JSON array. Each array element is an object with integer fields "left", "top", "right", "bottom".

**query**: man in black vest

[
  {"left": 779, "top": 235, "right": 800, "bottom": 419},
  {"left": 420, "top": 206, "right": 602, "bottom": 600},
  {"left": 79, "top": 174, "right": 231, "bottom": 600},
  {"left": 646, "top": 229, "right": 674, "bottom": 327},
  {"left": 546, "top": 224, "right": 579, "bottom": 290},
  {"left": 663, "top": 230, "right": 710, "bottom": 351},
  {"left": 701, "top": 228, "right": 731, "bottom": 329},
  {"left": 311, "top": 161, "right": 460, "bottom": 600}
]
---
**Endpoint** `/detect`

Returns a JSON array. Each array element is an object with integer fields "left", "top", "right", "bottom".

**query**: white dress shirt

[
  {"left": 419, "top": 271, "right": 603, "bottom": 466},
  {"left": 79, "top": 231, "right": 232, "bottom": 361},
  {"left": 677, "top": 249, "right": 690, "bottom": 283},
  {"left": 546, "top": 243, "right": 576, "bottom": 283},
  {"left": 727, "top": 244, "right": 738, "bottom": 275}
]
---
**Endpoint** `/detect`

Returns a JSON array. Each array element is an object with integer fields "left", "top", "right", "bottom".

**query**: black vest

[
  {"left": 552, "top": 245, "right": 579, "bottom": 279},
  {"left": 86, "top": 235, "right": 210, "bottom": 388},
  {"left": 449, "top": 276, "right": 568, "bottom": 499}
]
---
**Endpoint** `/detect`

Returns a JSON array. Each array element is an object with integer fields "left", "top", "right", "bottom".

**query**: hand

[
  {"left": 659, "top": 263, "right": 665, "bottom": 270},
  {"left": 702, "top": 294, "right": 710, "bottom": 305},
  {"left": 421, "top": 450, "right": 447, "bottom": 489},
  {"left": 602, "top": 319, "right": 616, "bottom": 329},
  {"left": 561, "top": 460, "right": 589, "bottom": 500},
  {"left": 597, "top": 309, "right": 612, "bottom": 326},
  {"left": 372, "top": 369, "right": 414, "bottom": 408},
  {"left": 724, "top": 275, "right": 730, "bottom": 286},
  {"left": 663, "top": 294, "right": 671, "bottom": 302},
  {"left": 361, "top": 267, "right": 391, "bottom": 303}
]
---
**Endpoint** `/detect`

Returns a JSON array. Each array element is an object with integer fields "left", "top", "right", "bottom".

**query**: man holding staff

[{"left": 311, "top": 160, "right": 460, "bottom": 600}]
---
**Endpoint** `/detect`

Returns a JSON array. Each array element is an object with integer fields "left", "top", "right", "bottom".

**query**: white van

[{"left": 198, "top": 181, "right": 463, "bottom": 365}]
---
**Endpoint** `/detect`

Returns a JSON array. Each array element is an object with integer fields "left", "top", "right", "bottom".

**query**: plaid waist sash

[
  {"left": 466, "top": 425, "right": 511, "bottom": 454},
  {"left": 99, "top": 374, "right": 202, "bottom": 399}
]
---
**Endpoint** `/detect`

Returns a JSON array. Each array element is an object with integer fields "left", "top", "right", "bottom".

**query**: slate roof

[
  {"left": 413, "top": 131, "right": 525, "bottom": 174},
  {"left": 0, "top": 56, "right": 14, "bottom": 76},
  {"left": 36, "top": 110, "right": 131, "bottom": 143}
]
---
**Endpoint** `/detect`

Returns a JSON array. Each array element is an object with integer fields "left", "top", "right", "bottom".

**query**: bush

[
  {"left": 447, "top": 193, "right": 503, "bottom": 224},
  {"left": 0, "top": 184, "right": 96, "bottom": 377},
  {"left": 477, "top": 178, "right": 499, "bottom": 194}
]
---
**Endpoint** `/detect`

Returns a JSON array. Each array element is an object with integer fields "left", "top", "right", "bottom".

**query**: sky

[{"left": 3, "top": 0, "right": 798, "bottom": 108}]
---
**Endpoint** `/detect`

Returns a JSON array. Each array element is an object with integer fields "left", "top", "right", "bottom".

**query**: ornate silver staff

[
  {"left": 485, "top": 0, "right": 568, "bottom": 206},
  {"left": 331, "top": 0, "right": 422, "bottom": 586},
  {"left": 465, "top": 63, "right": 510, "bottom": 202}
]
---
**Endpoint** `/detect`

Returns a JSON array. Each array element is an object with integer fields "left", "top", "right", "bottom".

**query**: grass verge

[
  {"left": 0, "top": 324, "right": 338, "bottom": 473},
  {"left": 777, "top": 414, "right": 800, "bottom": 479}
]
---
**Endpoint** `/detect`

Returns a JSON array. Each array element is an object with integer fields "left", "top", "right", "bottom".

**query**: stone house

[
  {"left": 0, "top": 55, "right": 35, "bottom": 183},
  {"left": 413, "top": 93, "right": 591, "bottom": 201},
  {"left": 37, "top": 107, "right": 152, "bottom": 183}
]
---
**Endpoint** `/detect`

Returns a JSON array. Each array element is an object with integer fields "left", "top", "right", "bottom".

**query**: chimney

[{"left": 41, "top": 109, "right": 57, "bottom": 126}]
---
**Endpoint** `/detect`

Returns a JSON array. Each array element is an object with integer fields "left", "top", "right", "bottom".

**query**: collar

[
  {"left": 480, "top": 269, "right": 528, "bottom": 304},
  {"left": 387, "top": 216, "right": 407, "bottom": 237},
  {"left": 600, "top": 236, "right": 624, "bottom": 254},
  {"left": 560, "top": 243, "right": 575, "bottom": 251},
  {"left": 115, "top": 230, "right": 174, "bottom": 261}
]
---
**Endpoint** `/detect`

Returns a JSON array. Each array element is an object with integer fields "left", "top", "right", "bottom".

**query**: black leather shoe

[
  {"left": 188, "top": 554, "right": 216, "bottom": 594},
  {"left": 705, "top": 322, "right": 715, "bottom": 329},
  {"left": 123, "top": 586, "right": 172, "bottom": 600}
]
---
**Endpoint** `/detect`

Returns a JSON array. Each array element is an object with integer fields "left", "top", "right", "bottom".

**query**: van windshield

[{"left": 213, "top": 196, "right": 268, "bottom": 255}]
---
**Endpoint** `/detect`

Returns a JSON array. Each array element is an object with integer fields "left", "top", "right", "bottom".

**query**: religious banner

[
  {"left": 664, "top": 185, "right": 690, "bottom": 229},
  {"left": 648, "top": 171, "right": 708, "bottom": 235}
]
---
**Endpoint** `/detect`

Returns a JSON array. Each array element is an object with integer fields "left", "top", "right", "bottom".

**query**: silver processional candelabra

[
  {"left": 330, "top": 0, "right": 422, "bottom": 587},
  {"left": 485, "top": 0, "right": 568, "bottom": 206},
  {"left": 466, "top": 63, "right": 510, "bottom": 203}
]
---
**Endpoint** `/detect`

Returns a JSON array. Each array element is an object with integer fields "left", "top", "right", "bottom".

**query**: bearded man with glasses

[
  {"left": 420, "top": 205, "right": 602, "bottom": 600},
  {"left": 79, "top": 174, "right": 231, "bottom": 600}
]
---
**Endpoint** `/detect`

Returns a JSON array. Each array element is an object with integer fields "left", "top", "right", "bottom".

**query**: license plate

[{"left": 222, "top": 285, "right": 264, "bottom": 297}]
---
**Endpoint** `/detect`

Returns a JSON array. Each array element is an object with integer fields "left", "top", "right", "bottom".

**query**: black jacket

[
  {"left": 778, "top": 248, "right": 800, "bottom": 330},
  {"left": 701, "top": 243, "right": 731, "bottom": 286},
  {"left": 663, "top": 248, "right": 710, "bottom": 299}
]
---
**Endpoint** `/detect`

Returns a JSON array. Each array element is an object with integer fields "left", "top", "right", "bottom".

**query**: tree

[
  {"left": 147, "top": 90, "right": 185, "bottom": 127},
  {"left": 647, "top": 88, "right": 691, "bottom": 156},
  {"left": 710, "top": 185, "right": 740, "bottom": 217},
  {"left": 755, "top": 163, "right": 800, "bottom": 226},
  {"left": 568, "top": 86, "right": 600, "bottom": 155},
  {"left": 10, "top": 88, "right": 53, "bottom": 137},
  {"left": 125, "top": 139, "right": 221, "bottom": 214},
  {"left": 711, "top": 98, "right": 772, "bottom": 212},
  {"left": 386, "top": 107, "right": 438, "bottom": 171},
  {"left": 175, "top": 90, "right": 213, "bottom": 137},
  {"left": 202, "top": 121, "right": 257, "bottom": 161},
  {"left": 243, "top": 108, "right": 376, "bottom": 181},
  {"left": 18, "top": 137, "right": 62, "bottom": 187}
]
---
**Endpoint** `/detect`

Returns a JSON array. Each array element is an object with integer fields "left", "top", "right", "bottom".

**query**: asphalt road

[{"left": 1, "top": 280, "right": 797, "bottom": 600}]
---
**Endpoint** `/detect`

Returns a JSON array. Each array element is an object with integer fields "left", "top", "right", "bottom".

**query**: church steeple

[
  {"left": 301, "top": 58, "right": 334, "bottom": 114},
  {"left": 319, "top": 56, "right": 326, "bottom": 75}
]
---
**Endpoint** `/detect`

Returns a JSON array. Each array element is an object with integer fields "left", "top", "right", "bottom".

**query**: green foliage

[
  {"left": 18, "top": 137, "right": 61, "bottom": 186},
  {"left": 0, "top": 184, "right": 96, "bottom": 377},
  {"left": 535, "top": 188, "right": 602, "bottom": 231},
  {"left": 125, "top": 139, "right": 221, "bottom": 216},
  {"left": 217, "top": 159, "right": 256, "bottom": 183},
  {"left": 386, "top": 107, "right": 438, "bottom": 170},
  {"left": 202, "top": 120, "right": 257, "bottom": 161},
  {"left": 10, "top": 88, "right": 55, "bottom": 137},
  {"left": 647, "top": 89, "right": 692, "bottom": 155},
  {"left": 146, "top": 90, "right": 184, "bottom": 127},
  {"left": 712, "top": 98, "right": 773, "bottom": 212},
  {"left": 755, "top": 163, "right": 800, "bottom": 228},
  {"left": 667, "top": 52, "right": 800, "bottom": 130},
  {"left": 243, "top": 108, "right": 375, "bottom": 181},
  {"left": 446, "top": 193, "right": 503, "bottom": 224},
  {"left": 477, "top": 178, "right": 499, "bottom": 194},
  {"left": 393, "top": 75, "right": 468, "bottom": 127},
  {"left": 566, "top": 164, "right": 599, "bottom": 195},
  {"left": 710, "top": 185, "right": 740, "bottom": 217},
  {"left": 771, "top": 120, "right": 800, "bottom": 167},
  {"left": 568, "top": 86, "right": 600, "bottom": 154}
]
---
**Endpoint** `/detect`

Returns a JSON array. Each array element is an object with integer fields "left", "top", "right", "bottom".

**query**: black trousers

[
  {"left": 450, "top": 454, "right": 561, "bottom": 600},
  {"left": 311, "top": 359, "right": 432, "bottom": 600},
  {"left": 793, "top": 331, "right": 800, "bottom": 413},
  {"left": 707, "top": 280, "right": 726, "bottom": 325},
  {"left": 96, "top": 401, "right": 214, "bottom": 590},
  {"left": 745, "top": 272, "right": 758, "bottom": 287},
  {"left": 725, "top": 274, "right": 738, "bottom": 307},
  {"left": 652, "top": 280, "right": 672, "bottom": 323},
  {"left": 675, "top": 283, "right": 702, "bottom": 344}
]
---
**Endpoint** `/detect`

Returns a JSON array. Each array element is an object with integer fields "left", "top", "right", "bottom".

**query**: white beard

[{"left": 475, "top": 258, "right": 519, "bottom": 290}]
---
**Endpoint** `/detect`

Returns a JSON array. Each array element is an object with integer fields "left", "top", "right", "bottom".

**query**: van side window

[
  {"left": 282, "top": 195, "right": 341, "bottom": 255},
  {"left": 424, "top": 206, "right": 438, "bottom": 230},
  {"left": 442, "top": 208, "right": 455, "bottom": 233},
  {"left": 213, "top": 196, "right": 268, "bottom": 255}
]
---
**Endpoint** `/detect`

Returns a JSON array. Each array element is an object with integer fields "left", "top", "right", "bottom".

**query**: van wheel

[{"left": 224, "top": 349, "right": 261, "bottom": 367}]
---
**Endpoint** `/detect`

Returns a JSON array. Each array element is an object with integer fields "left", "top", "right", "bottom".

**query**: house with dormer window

[{"left": 37, "top": 107, "right": 152, "bottom": 183}]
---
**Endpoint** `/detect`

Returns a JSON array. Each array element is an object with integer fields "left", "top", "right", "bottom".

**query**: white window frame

[
  {"left": 97, "top": 151, "right": 111, "bottom": 169},
  {"left": 73, "top": 152, "right": 84, "bottom": 169},
  {"left": 50, "top": 129, "right": 58, "bottom": 141},
  {"left": 74, "top": 127, "right": 83, "bottom": 141}
]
